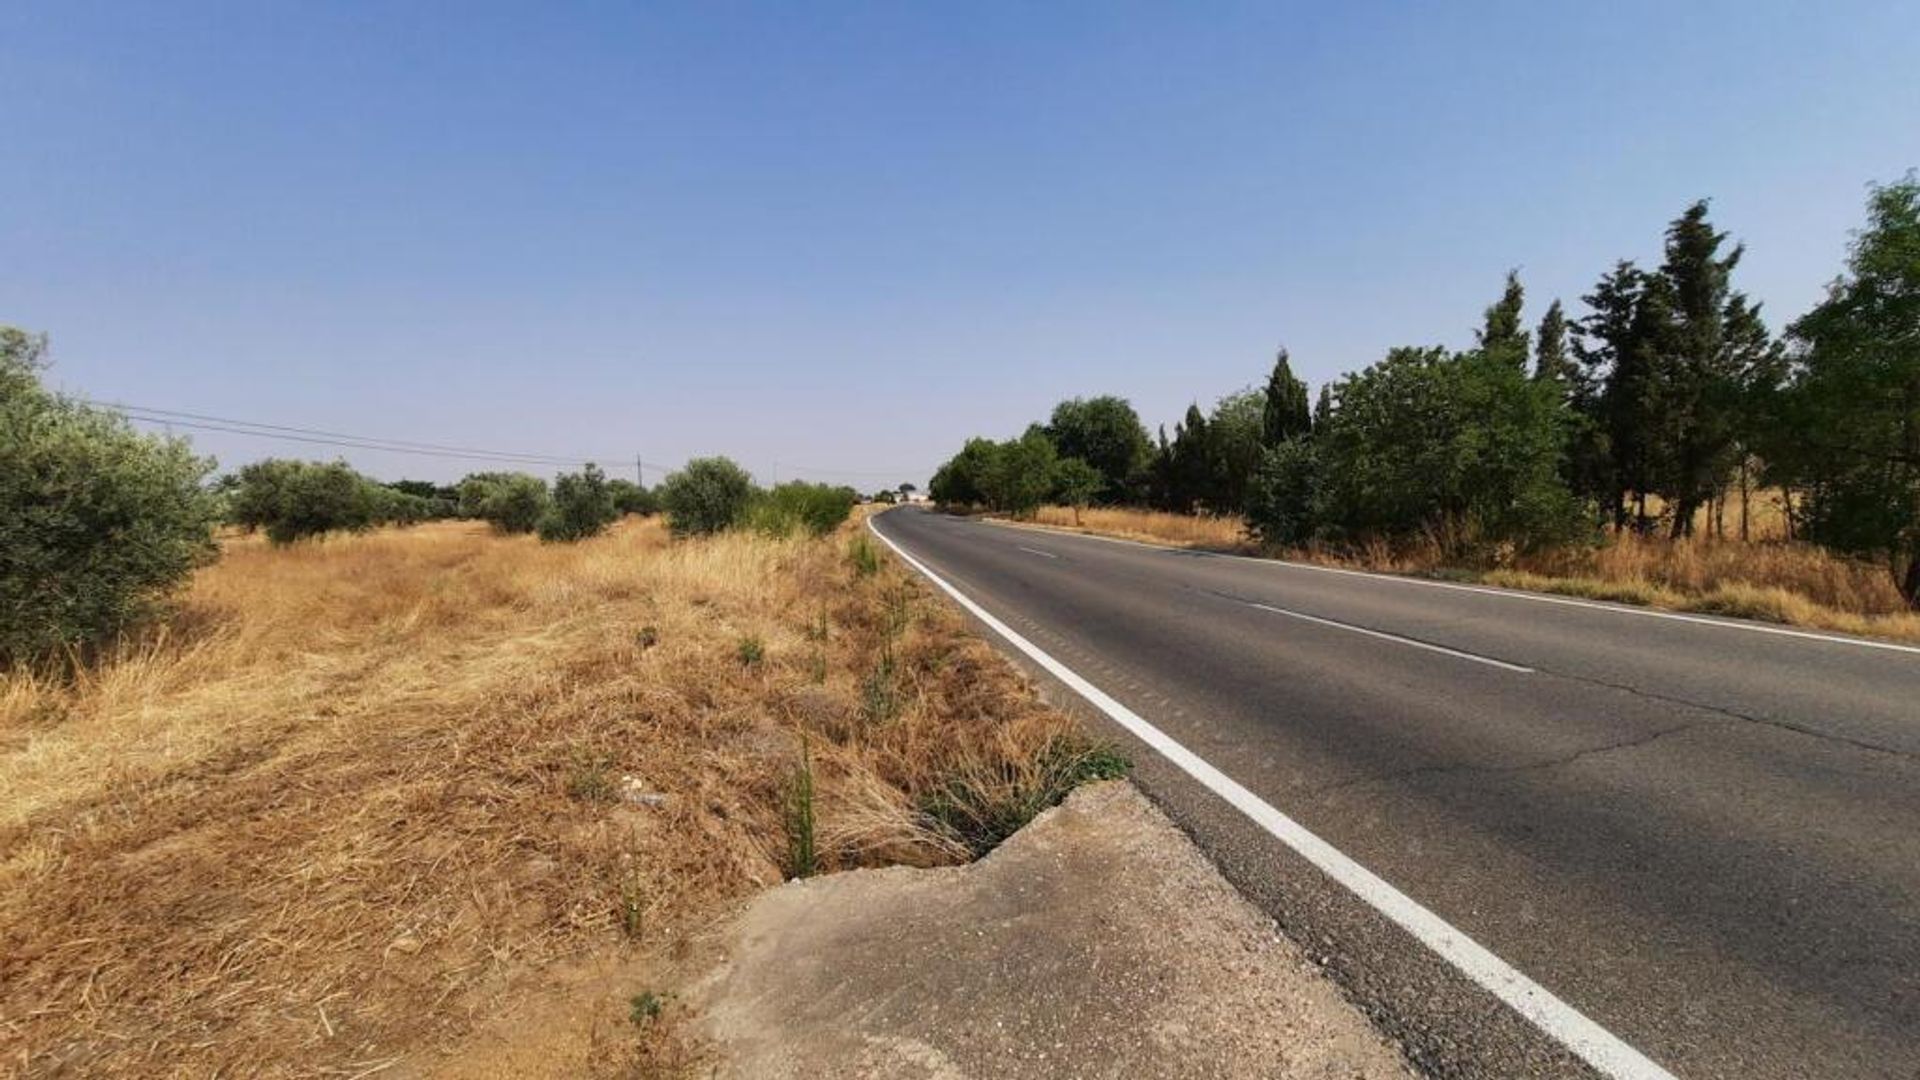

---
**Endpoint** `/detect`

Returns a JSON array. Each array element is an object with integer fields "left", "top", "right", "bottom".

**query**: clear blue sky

[{"left": 5, "top": 2, "right": 1916, "bottom": 487}]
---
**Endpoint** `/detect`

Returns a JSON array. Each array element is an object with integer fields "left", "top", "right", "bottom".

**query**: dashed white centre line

[
  {"left": 1016, "top": 545, "right": 1059, "bottom": 559},
  {"left": 1244, "top": 601, "right": 1535, "bottom": 674}
]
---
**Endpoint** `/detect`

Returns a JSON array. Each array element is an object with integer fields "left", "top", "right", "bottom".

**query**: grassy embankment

[
  {"left": 0, "top": 515, "right": 1117, "bottom": 1077},
  {"left": 1015, "top": 505, "right": 1920, "bottom": 643}
]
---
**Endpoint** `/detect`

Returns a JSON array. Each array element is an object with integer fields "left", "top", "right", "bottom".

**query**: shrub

[
  {"left": 749, "top": 481, "right": 857, "bottom": 538},
  {"left": 228, "top": 459, "right": 380, "bottom": 544},
  {"left": 1245, "top": 439, "right": 1320, "bottom": 546},
  {"left": 457, "top": 471, "right": 550, "bottom": 534},
  {"left": 538, "top": 463, "right": 619, "bottom": 542},
  {"left": 1, "top": 328, "right": 220, "bottom": 665},
  {"left": 658, "top": 457, "right": 757, "bottom": 536}
]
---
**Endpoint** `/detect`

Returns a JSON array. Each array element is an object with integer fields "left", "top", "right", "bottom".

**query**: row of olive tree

[{"left": 224, "top": 460, "right": 449, "bottom": 543}]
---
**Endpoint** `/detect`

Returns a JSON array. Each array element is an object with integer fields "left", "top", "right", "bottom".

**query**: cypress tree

[
  {"left": 1261, "top": 349, "right": 1312, "bottom": 447},
  {"left": 1532, "top": 299, "right": 1575, "bottom": 389},
  {"left": 1653, "top": 201, "right": 1770, "bottom": 538},
  {"left": 1576, "top": 262, "right": 1657, "bottom": 530},
  {"left": 1477, "top": 270, "right": 1530, "bottom": 369}
]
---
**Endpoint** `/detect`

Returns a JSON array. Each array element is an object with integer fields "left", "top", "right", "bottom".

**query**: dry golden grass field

[
  {"left": 0, "top": 516, "right": 1107, "bottom": 1077},
  {"left": 1020, "top": 504, "right": 1920, "bottom": 643}
]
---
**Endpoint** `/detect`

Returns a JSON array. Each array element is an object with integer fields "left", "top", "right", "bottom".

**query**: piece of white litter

[{"left": 619, "top": 776, "right": 669, "bottom": 807}]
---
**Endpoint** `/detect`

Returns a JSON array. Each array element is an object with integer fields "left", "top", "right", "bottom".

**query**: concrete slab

[{"left": 697, "top": 781, "right": 1410, "bottom": 1078}]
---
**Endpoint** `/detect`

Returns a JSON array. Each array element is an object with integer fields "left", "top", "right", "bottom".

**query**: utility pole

[{"left": 636, "top": 455, "right": 644, "bottom": 486}]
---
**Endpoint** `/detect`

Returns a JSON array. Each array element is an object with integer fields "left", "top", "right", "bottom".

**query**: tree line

[
  {"left": 930, "top": 176, "right": 1920, "bottom": 606},
  {"left": 1, "top": 320, "right": 864, "bottom": 665}
]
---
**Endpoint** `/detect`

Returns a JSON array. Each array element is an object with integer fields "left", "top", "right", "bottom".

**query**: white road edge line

[
  {"left": 1016, "top": 545, "right": 1060, "bottom": 559},
  {"left": 979, "top": 517, "right": 1920, "bottom": 657},
  {"left": 868, "top": 512, "right": 1676, "bottom": 1080},
  {"left": 1246, "top": 601, "right": 1534, "bottom": 673}
]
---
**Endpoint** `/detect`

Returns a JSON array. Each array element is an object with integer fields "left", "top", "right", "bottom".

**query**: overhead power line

[
  {"left": 98, "top": 400, "right": 606, "bottom": 466},
  {"left": 94, "top": 397, "right": 920, "bottom": 479},
  {"left": 119, "top": 413, "right": 612, "bottom": 467}
]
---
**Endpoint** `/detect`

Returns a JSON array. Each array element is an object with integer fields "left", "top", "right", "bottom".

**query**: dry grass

[
  {"left": 1005, "top": 505, "right": 1920, "bottom": 643},
  {"left": 1, "top": 517, "right": 1096, "bottom": 1077},
  {"left": 1024, "top": 506, "right": 1253, "bottom": 552}
]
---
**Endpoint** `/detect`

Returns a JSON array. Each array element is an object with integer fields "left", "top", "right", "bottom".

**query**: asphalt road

[{"left": 870, "top": 507, "right": 1920, "bottom": 1080}]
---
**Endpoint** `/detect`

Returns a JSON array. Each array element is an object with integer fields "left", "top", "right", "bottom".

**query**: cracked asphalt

[{"left": 873, "top": 508, "right": 1920, "bottom": 1079}]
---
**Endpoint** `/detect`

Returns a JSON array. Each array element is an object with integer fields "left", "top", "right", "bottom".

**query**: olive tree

[{"left": 1, "top": 328, "right": 219, "bottom": 665}]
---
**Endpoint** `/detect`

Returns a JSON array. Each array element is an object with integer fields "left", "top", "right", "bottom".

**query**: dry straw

[{"left": 2, "top": 516, "right": 1094, "bottom": 1076}]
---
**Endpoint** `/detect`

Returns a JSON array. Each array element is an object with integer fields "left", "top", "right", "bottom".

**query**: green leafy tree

[
  {"left": 456, "top": 472, "right": 550, "bottom": 534},
  {"left": 538, "top": 463, "right": 619, "bottom": 542},
  {"left": 606, "top": 478, "right": 658, "bottom": 517},
  {"left": 1309, "top": 327, "right": 1582, "bottom": 554},
  {"left": 1261, "top": 349, "right": 1311, "bottom": 448},
  {"left": 369, "top": 485, "right": 438, "bottom": 525},
  {"left": 1052, "top": 457, "right": 1104, "bottom": 524},
  {"left": 1207, "top": 389, "right": 1267, "bottom": 513},
  {"left": 229, "top": 459, "right": 380, "bottom": 543},
  {"left": 1, "top": 327, "right": 220, "bottom": 665},
  {"left": 1043, "top": 396, "right": 1151, "bottom": 504},
  {"left": 658, "top": 456, "right": 757, "bottom": 536},
  {"left": 1776, "top": 176, "right": 1920, "bottom": 604},
  {"left": 930, "top": 437, "right": 998, "bottom": 507},
  {"left": 978, "top": 428, "right": 1058, "bottom": 517}
]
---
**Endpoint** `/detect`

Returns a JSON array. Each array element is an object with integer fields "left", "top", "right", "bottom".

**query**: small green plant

[
  {"left": 736, "top": 634, "right": 764, "bottom": 667},
  {"left": 635, "top": 625, "right": 659, "bottom": 650},
  {"left": 566, "top": 750, "right": 617, "bottom": 802},
  {"left": 859, "top": 645, "right": 899, "bottom": 724},
  {"left": 848, "top": 535, "right": 881, "bottom": 577},
  {"left": 807, "top": 648, "right": 827, "bottom": 684},
  {"left": 803, "top": 609, "right": 829, "bottom": 642},
  {"left": 883, "top": 586, "right": 911, "bottom": 638},
  {"left": 783, "top": 742, "right": 818, "bottom": 879},
  {"left": 629, "top": 991, "right": 665, "bottom": 1027}
]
